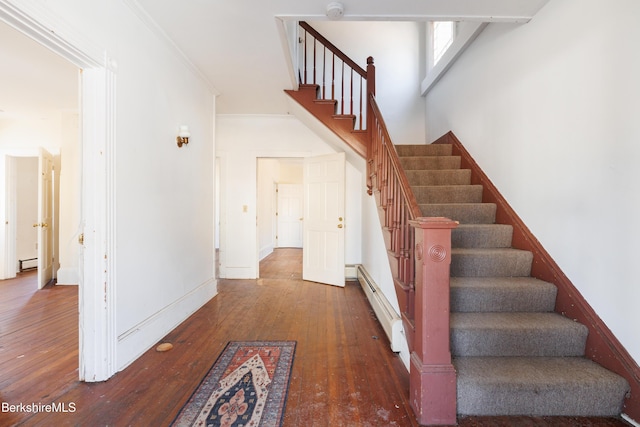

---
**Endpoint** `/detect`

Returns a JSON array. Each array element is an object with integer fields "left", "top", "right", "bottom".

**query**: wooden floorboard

[{"left": 0, "top": 250, "right": 633, "bottom": 426}]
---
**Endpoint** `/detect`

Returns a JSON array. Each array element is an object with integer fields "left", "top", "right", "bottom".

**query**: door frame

[
  {"left": 37, "top": 148, "right": 54, "bottom": 289},
  {"left": 0, "top": 2, "right": 117, "bottom": 381}
]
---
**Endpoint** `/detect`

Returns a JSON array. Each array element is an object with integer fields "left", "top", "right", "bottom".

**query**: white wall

[
  {"left": 424, "top": 0, "right": 640, "bottom": 365},
  {"left": 257, "top": 158, "right": 279, "bottom": 260},
  {"left": 57, "top": 112, "right": 81, "bottom": 284},
  {"left": 9, "top": 0, "right": 218, "bottom": 370},
  {"left": 0, "top": 116, "right": 64, "bottom": 155},
  {"left": 308, "top": 21, "right": 426, "bottom": 145},
  {"left": 217, "top": 114, "right": 362, "bottom": 279}
]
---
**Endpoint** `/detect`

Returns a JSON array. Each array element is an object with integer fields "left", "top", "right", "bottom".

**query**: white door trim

[{"left": 0, "top": 1, "right": 117, "bottom": 381}]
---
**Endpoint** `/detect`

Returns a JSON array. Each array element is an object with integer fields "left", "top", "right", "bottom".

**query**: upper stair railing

[
  {"left": 295, "top": 21, "right": 458, "bottom": 425},
  {"left": 299, "top": 21, "right": 368, "bottom": 131}
]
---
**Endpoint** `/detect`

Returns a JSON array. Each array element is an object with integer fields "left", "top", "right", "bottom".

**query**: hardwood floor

[{"left": 0, "top": 250, "right": 633, "bottom": 426}]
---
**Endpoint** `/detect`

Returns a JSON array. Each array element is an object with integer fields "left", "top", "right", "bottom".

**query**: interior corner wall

[
  {"left": 424, "top": 0, "right": 640, "bottom": 365},
  {"left": 217, "top": 114, "right": 362, "bottom": 279},
  {"left": 307, "top": 21, "right": 426, "bottom": 145}
]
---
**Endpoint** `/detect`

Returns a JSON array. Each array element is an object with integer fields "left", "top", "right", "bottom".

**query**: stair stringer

[
  {"left": 285, "top": 86, "right": 368, "bottom": 159},
  {"left": 433, "top": 131, "right": 639, "bottom": 418}
]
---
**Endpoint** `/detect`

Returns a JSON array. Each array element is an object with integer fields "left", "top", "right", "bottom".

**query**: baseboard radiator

[{"left": 356, "top": 265, "right": 403, "bottom": 352}]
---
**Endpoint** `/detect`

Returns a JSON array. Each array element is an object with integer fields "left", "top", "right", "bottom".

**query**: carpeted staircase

[{"left": 396, "top": 143, "right": 630, "bottom": 416}]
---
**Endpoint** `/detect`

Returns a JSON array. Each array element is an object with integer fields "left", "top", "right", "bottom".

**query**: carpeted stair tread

[
  {"left": 451, "top": 312, "right": 588, "bottom": 357},
  {"left": 452, "top": 224, "right": 513, "bottom": 248},
  {"left": 451, "top": 277, "right": 557, "bottom": 312},
  {"left": 396, "top": 143, "right": 452, "bottom": 157},
  {"left": 412, "top": 185, "right": 483, "bottom": 204},
  {"left": 454, "top": 356, "right": 631, "bottom": 416},
  {"left": 451, "top": 248, "right": 534, "bottom": 277},
  {"left": 404, "top": 169, "right": 471, "bottom": 186},
  {"left": 420, "top": 203, "right": 497, "bottom": 224},
  {"left": 400, "top": 156, "right": 461, "bottom": 170}
]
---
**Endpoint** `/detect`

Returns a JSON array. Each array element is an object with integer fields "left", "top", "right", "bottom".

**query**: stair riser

[
  {"left": 413, "top": 185, "right": 483, "bottom": 204},
  {"left": 455, "top": 357, "right": 630, "bottom": 416},
  {"left": 457, "top": 386, "right": 627, "bottom": 416},
  {"left": 451, "top": 282, "right": 557, "bottom": 312},
  {"left": 405, "top": 169, "right": 471, "bottom": 186},
  {"left": 400, "top": 156, "right": 461, "bottom": 170},
  {"left": 451, "top": 329, "right": 588, "bottom": 357},
  {"left": 452, "top": 225, "right": 513, "bottom": 249},
  {"left": 451, "top": 251, "right": 534, "bottom": 277},
  {"left": 396, "top": 144, "right": 452, "bottom": 157},
  {"left": 420, "top": 204, "right": 497, "bottom": 224}
]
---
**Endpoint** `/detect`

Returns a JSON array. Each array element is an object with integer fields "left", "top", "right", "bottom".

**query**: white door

[
  {"left": 303, "top": 152, "right": 345, "bottom": 287},
  {"left": 277, "top": 184, "right": 303, "bottom": 248},
  {"left": 36, "top": 148, "right": 54, "bottom": 289}
]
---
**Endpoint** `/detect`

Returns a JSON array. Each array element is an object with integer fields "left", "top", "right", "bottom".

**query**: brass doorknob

[{"left": 337, "top": 224, "right": 343, "bottom": 228}]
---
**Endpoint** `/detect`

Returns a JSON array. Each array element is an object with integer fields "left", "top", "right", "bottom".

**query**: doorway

[
  {"left": 0, "top": 4, "right": 116, "bottom": 382},
  {"left": 256, "top": 157, "right": 304, "bottom": 270},
  {"left": 256, "top": 154, "right": 346, "bottom": 286}
]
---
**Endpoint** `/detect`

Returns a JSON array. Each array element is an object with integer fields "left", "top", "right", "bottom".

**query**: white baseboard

[
  {"left": 116, "top": 277, "right": 218, "bottom": 371},
  {"left": 259, "top": 244, "right": 274, "bottom": 261},
  {"left": 56, "top": 267, "right": 79, "bottom": 285},
  {"left": 356, "top": 265, "right": 404, "bottom": 353},
  {"left": 345, "top": 265, "right": 357, "bottom": 279}
]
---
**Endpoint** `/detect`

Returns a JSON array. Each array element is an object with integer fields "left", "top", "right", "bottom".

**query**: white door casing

[
  {"left": 36, "top": 148, "right": 54, "bottom": 289},
  {"left": 0, "top": 1, "right": 117, "bottom": 381},
  {"left": 277, "top": 183, "right": 303, "bottom": 248},
  {"left": 303, "top": 152, "right": 345, "bottom": 287}
]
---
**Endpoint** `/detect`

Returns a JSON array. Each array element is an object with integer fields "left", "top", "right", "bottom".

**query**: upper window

[{"left": 432, "top": 21, "right": 456, "bottom": 66}]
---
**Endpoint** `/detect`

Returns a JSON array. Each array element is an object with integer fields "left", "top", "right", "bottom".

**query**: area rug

[{"left": 172, "top": 341, "right": 296, "bottom": 427}]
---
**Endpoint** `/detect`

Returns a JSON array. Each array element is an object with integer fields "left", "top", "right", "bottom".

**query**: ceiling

[{"left": 0, "top": 0, "right": 549, "bottom": 121}]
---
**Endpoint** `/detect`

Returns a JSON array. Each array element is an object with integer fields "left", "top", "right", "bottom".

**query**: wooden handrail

[
  {"left": 367, "top": 94, "right": 421, "bottom": 219},
  {"left": 299, "top": 21, "right": 367, "bottom": 78},
  {"left": 299, "top": 21, "right": 369, "bottom": 131}
]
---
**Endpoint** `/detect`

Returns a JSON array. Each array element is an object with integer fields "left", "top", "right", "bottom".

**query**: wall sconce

[{"left": 176, "top": 125, "right": 191, "bottom": 147}]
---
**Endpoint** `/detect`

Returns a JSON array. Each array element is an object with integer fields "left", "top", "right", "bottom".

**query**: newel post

[
  {"left": 409, "top": 217, "right": 458, "bottom": 426},
  {"left": 365, "top": 56, "right": 375, "bottom": 141},
  {"left": 365, "top": 56, "right": 375, "bottom": 194}
]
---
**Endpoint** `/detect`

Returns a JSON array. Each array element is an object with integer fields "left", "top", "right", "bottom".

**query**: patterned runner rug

[{"left": 172, "top": 341, "right": 296, "bottom": 427}]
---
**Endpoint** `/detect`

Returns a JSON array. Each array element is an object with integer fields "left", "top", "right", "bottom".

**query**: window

[{"left": 432, "top": 21, "right": 456, "bottom": 66}]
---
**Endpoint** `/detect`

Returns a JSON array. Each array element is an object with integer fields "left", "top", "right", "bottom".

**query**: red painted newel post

[{"left": 409, "top": 217, "right": 458, "bottom": 426}]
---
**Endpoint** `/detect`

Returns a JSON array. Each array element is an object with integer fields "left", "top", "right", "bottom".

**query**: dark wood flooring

[{"left": 0, "top": 249, "right": 633, "bottom": 426}]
